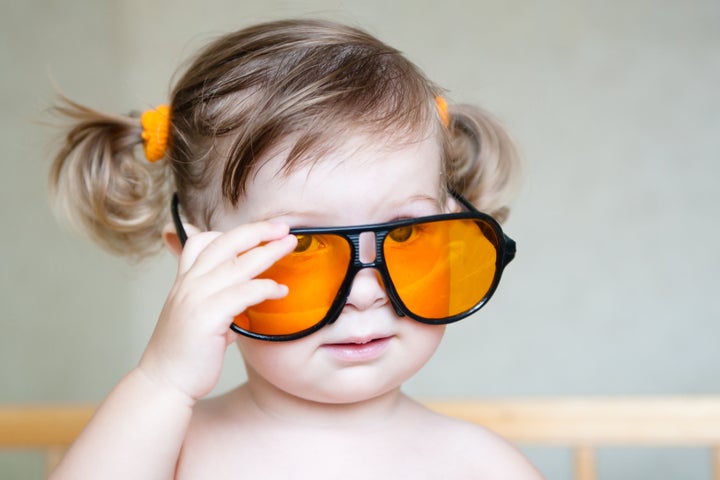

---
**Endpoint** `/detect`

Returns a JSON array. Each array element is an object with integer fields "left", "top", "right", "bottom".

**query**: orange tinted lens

[
  {"left": 384, "top": 219, "right": 498, "bottom": 319},
  {"left": 233, "top": 234, "right": 351, "bottom": 336}
]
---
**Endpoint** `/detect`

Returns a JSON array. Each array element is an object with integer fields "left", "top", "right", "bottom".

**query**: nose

[
  {"left": 344, "top": 232, "right": 387, "bottom": 312},
  {"left": 344, "top": 268, "right": 388, "bottom": 312}
]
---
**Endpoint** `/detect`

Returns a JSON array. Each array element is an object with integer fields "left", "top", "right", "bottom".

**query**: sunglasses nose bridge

[
  {"left": 357, "top": 231, "right": 377, "bottom": 263},
  {"left": 347, "top": 229, "right": 388, "bottom": 268},
  {"left": 330, "top": 230, "right": 405, "bottom": 321}
]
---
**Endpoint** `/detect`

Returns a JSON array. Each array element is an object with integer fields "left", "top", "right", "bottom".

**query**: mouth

[{"left": 321, "top": 335, "right": 394, "bottom": 362}]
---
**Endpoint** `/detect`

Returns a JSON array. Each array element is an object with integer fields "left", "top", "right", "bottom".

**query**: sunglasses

[{"left": 171, "top": 192, "right": 516, "bottom": 341}]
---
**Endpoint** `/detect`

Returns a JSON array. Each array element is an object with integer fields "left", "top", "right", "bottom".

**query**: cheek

[
  {"left": 401, "top": 323, "right": 446, "bottom": 369},
  {"left": 235, "top": 337, "right": 321, "bottom": 395},
  {"left": 235, "top": 337, "right": 299, "bottom": 376}
]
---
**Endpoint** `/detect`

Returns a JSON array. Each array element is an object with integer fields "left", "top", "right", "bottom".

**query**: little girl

[{"left": 48, "top": 19, "right": 541, "bottom": 479}]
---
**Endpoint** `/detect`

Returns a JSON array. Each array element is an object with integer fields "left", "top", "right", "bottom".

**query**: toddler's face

[{"left": 214, "top": 132, "right": 451, "bottom": 405}]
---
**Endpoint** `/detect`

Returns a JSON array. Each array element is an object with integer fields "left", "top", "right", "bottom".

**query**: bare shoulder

[
  {"left": 183, "top": 387, "right": 254, "bottom": 442},
  {"left": 176, "top": 389, "right": 250, "bottom": 478},
  {"left": 405, "top": 400, "right": 544, "bottom": 479}
]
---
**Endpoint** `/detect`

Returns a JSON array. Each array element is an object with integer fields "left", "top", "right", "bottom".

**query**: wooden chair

[
  {"left": 426, "top": 396, "right": 720, "bottom": 480},
  {"left": 0, "top": 404, "right": 94, "bottom": 475},
  {"left": 2, "top": 396, "right": 720, "bottom": 479}
]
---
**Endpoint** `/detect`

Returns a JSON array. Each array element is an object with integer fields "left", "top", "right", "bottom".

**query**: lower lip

[{"left": 321, "top": 337, "right": 393, "bottom": 362}]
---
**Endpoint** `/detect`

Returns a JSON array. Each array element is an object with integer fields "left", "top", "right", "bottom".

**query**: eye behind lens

[
  {"left": 388, "top": 225, "right": 413, "bottom": 242},
  {"left": 294, "top": 234, "right": 313, "bottom": 253}
]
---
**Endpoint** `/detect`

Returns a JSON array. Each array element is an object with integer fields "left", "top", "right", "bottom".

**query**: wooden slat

[
  {"left": 574, "top": 445, "right": 596, "bottom": 480},
  {"left": 4, "top": 398, "right": 720, "bottom": 447},
  {"left": 712, "top": 446, "right": 720, "bottom": 480},
  {"left": 425, "top": 396, "right": 720, "bottom": 446},
  {"left": 0, "top": 405, "right": 94, "bottom": 448}
]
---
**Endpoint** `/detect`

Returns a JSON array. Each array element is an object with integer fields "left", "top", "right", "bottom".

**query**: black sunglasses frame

[{"left": 171, "top": 192, "right": 516, "bottom": 341}]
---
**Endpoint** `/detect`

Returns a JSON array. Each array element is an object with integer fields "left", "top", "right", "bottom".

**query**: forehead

[{"left": 220, "top": 132, "right": 444, "bottom": 226}]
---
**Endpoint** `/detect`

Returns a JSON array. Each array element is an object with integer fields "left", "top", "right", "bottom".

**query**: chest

[{"left": 177, "top": 426, "right": 468, "bottom": 479}]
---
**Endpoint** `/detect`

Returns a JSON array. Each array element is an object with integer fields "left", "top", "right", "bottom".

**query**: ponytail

[
  {"left": 48, "top": 97, "right": 172, "bottom": 261},
  {"left": 444, "top": 104, "right": 521, "bottom": 223}
]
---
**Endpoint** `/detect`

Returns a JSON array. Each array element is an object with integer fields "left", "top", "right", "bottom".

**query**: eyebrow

[
  {"left": 403, "top": 194, "right": 443, "bottom": 209},
  {"left": 256, "top": 194, "right": 443, "bottom": 224},
  {"left": 252, "top": 208, "right": 324, "bottom": 223}
]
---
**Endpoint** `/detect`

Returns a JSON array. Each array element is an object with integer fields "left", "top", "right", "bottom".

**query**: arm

[
  {"left": 49, "top": 368, "right": 193, "bottom": 480},
  {"left": 50, "top": 222, "right": 297, "bottom": 480}
]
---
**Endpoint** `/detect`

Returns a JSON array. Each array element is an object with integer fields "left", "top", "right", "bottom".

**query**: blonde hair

[{"left": 49, "top": 19, "right": 520, "bottom": 260}]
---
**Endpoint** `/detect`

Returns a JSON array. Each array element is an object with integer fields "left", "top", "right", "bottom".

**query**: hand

[{"left": 138, "top": 222, "right": 297, "bottom": 402}]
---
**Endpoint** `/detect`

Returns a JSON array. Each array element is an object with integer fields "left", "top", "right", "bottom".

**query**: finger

[
  {"left": 177, "top": 231, "right": 223, "bottom": 274},
  {"left": 163, "top": 234, "right": 296, "bottom": 335},
  {"left": 186, "top": 222, "right": 291, "bottom": 277},
  {"left": 179, "top": 234, "right": 296, "bottom": 300},
  {"left": 200, "top": 279, "right": 290, "bottom": 334},
  {"left": 197, "top": 234, "right": 298, "bottom": 296}
]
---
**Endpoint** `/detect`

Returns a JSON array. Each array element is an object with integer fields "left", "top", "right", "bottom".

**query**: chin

[
  {"left": 306, "top": 380, "right": 402, "bottom": 405},
  {"left": 285, "top": 362, "right": 422, "bottom": 406}
]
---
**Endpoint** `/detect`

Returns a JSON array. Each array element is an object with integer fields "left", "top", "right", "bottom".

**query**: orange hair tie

[
  {"left": 140, "top": 104, "right": 170, "bottom": 162},
  {"left": 435, "top": 96, "right": 450, "bottom": 128}
]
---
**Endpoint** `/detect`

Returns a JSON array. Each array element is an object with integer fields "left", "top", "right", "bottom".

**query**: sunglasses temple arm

[
  {"left": 451, "top": 190, "right": 517, "bottom": 266},
  {"left": 171, "top": 193, "right": 188, "bottom": 248},
  {"left": 449, "top": 189, "right": 477, "bottom": 213}
]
